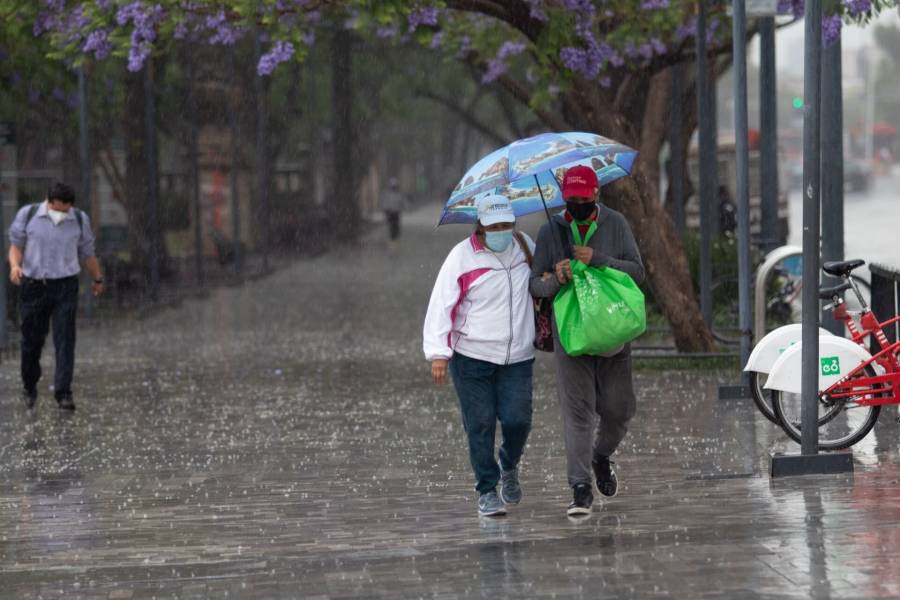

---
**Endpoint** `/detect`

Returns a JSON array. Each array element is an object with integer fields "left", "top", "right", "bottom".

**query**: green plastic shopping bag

[{"left": 553, "top": 221, "right": 646, "bottom": 356}]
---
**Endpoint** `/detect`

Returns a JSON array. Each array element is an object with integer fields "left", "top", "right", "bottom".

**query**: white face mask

[{"left": 48, "top": 208, "right": 68, "bottom": 225}]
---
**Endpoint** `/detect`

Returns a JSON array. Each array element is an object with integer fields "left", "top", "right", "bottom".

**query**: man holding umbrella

[{"left": 529, "top": 165, "right": 644, "bottom": 516}]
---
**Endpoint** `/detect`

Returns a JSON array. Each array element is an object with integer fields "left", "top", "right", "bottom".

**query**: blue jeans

[{"left": 449, "top": 353, "right": 534, "bottom": 494}]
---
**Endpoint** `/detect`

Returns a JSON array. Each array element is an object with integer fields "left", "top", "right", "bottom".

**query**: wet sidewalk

[{"left": 2, "top": 204, "right": 900, "bottom": 599}]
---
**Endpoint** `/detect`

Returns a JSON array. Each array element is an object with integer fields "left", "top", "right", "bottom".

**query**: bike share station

[{"left": 709, "top": 0, "right": 900, "bottom": 477}]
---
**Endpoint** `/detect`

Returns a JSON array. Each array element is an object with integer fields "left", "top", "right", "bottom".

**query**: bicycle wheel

[
  {"left": 749, "top": 370, "right": 778, "bottom": 424},
  {"left": 771, "top": 364, "right": 883, "bottom": 450}
]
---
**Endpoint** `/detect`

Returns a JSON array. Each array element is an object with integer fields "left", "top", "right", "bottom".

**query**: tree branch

[{"left": 415, "top": 89, "right": 510, "bottom": 147}]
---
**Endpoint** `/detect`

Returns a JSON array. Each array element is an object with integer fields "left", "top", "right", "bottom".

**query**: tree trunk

[
  {"left": 123, "top": 71, "right": 153, "bottom": 271},
  {"left": 331, "top": 28, "right": 358, "bottom": 239}
]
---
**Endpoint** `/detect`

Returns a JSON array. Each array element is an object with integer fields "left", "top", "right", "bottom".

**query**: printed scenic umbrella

[{"left": 438, "top": 131, "right": 638, "bottom": 227}]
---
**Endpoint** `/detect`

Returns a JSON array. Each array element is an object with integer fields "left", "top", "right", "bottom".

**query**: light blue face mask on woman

[{"left": 485, "top": 230, "right": 514, "bottom": 252}]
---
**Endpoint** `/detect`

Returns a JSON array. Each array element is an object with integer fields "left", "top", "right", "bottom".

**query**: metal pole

[
  {"left": 255, "top": 34, "right": 270, "bottom": 272},
  {"left": 670, "top": 62, "right": 686, "bottom": 234},
  {"left": 78, "top": 67, "right": 94, "bottom": 317},
  {"left": 759, "top": 16, "right": 780, "bottom": 252},
  {"left": 696, "top": 0, "right": 714, "bottom": 326},
  {"left": 821, "top": 36, "right": 844, "bottom": 336},
  {"left": 732, "top": 0, "right": 752, "bottom": 383},
  {"left": 144, "top": 62, "right": 160, "bottom": 303},
  {"left": 187, "top": 43, "right": 204, "bottom": 287},
  {"left": 801, "top": 0, "right": 823, "bottom": 456},
  {"left": 229, "top": 46, "right": 243, "bottom": 278}
]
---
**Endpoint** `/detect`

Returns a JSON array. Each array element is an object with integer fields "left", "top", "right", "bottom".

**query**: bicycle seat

[
  {"left": 819, "top": 281, "right": 852, "bottom": 300},
  {"left": 822, "top": 259, "right": 865, "bottom": 277}
]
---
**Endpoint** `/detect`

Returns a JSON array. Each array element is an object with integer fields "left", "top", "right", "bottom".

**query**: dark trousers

[
  {"left": 553, "top": 343, "right": 637, "bottom": 487},
  {"left": 449, "top": 353, "right": 534, "bottom": 494},
  {"left": 385, "top": 211, "right": 401, "bottom": 240},
  {"left": 19, "top": 276, "right": 79, "bottom": 399}
]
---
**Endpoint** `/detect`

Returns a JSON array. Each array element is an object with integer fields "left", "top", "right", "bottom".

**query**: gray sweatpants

[{"left": 553, "top": 340, "right": 637, "bottom": 488}]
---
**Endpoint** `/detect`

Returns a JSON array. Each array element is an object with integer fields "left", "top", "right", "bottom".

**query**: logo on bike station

[{"left": 821, "top": 356, "right": 841, "bottom": 376}]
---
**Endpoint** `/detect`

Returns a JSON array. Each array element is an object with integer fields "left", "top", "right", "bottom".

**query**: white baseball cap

[{"left": 476, "top": 194, "right": 515, "bottom": 226}]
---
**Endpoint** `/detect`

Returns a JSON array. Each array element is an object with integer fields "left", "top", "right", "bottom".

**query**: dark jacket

[{"left": 529, "top": 203, "right": 645, "bottom": 299}]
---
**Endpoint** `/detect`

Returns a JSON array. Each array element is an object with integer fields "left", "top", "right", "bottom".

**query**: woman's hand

[{"left": 431, "top": 359, "right": 449, "bottom": 385}]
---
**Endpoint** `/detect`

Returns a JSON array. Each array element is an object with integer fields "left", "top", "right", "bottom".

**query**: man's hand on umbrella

[
  {"left": 431, "top": 359, "right": 449, "bottom": 385},
  {"left": 573, "top": 245, "right": 593, "bottom": 264},
  {"left": 555, "top": 259, "right": 573, "bottom": 284}
]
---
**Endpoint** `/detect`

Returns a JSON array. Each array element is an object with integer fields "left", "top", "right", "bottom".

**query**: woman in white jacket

[{"left": 423, "top": 194, "right": 536, "bottom": 517}]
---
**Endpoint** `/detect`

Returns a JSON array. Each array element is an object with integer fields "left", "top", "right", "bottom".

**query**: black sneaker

[
  {"left": 567, "top": 483, "right": 593, "bottom": 516},
  {"left": 22, "top": 388, "right": 37, "bottom": 410},
  {"left": 592, "top": 456, "right": 618, "bottom": 498},
  {"left": 56, "top": 394, "right": 76, "bottom": 411}
]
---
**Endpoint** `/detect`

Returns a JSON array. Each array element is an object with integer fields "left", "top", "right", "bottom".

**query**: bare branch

[{"left": 415, "top": 89, "right": 511, "bottom": 147}]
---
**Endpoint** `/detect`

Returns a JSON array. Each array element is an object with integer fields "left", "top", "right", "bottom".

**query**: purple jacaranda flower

[
  {"left": 174, "top": 22, "right": 188, "bottom": 39},
  {"left": 376, "top": 25, "right": 399, "bottom": 39},
  {"left": 51, "top": 87, "right": 66, "bottom": 102},
  {"left": 408, "top": 6, "right": 440, "bottom": 32},
  {"left": 527, "top": 0, "right": 548, "bottom": 21},
  {"left": 482, "top": 41, "right": 528, "bottom": 83},
  {"left": 650, "top": 37, "right": 666, "bottom": 55},
  {"left": 430, "top": 31, "right": 444, "bottom": 49},
  {"left": 822, "top": 14, "right": 842, "bottom": 46},
  {"left": 640, "top": 0, "right": 669, "bottom": 9},
  {"left": 257, "top": 40, "right": 294, "bottom": 76},
  {"left": 95, "top": 0, "right": 113, "bottom": 11},
  {"left": 301, "top": 31, "right": 315, "bottom": 46},
  {"left": 83, "top": 29, "right": 112, "bottom": 59},
  {"left": 127, "top": 40, "right": 151, "bottom": 71},
  {"left": 599, "top": 76, "right": 612, "bottom": 88},
  {"left": 843, "top": 0, "right": 871, "bottom": 17}
]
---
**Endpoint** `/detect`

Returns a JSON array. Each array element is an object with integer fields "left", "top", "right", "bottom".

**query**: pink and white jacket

[{"left": 423, "top": 232, "right": 536, "bottom": 365}]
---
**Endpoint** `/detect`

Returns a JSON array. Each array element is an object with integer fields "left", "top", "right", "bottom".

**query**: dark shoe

[
  {"left": 592, "top": 455, "right": 618, "bottom": 498},
  {"left": 499, "top": 467, "right": 522, "bottom": 505},
  {"left": 567, "top": 483, "right": 593, "bottom": 516},
  {"left": 22, "top": 388, "right": 37, "bottom": 410},
  {"left": 56, "top": 395, "right": 76, "bottom": 411}
]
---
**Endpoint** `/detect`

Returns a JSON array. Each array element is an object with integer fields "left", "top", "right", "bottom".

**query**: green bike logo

[{"left": 820, "top": 356, "right": 841, "bottom": 376}]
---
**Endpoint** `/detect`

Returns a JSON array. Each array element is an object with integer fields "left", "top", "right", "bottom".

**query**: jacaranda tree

[{"left": 9, "top": 0, "right": 896, "bottom": 350}]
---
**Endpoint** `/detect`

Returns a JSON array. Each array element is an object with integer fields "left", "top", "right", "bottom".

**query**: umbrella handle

[{"left": 536, "top": 174, "right": 564, "bottom": 265}]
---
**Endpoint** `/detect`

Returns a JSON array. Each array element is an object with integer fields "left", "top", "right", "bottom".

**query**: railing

[{"left": 869, "top": 263, "right": 900, "bottom": 354}]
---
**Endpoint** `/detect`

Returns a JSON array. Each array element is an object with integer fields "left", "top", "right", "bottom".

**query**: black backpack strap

[{"left": 25, "top": 203, "right": 39, "bottom": 227}]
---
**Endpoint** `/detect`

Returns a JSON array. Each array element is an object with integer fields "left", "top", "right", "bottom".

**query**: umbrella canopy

[{"left": 439, "top": 131, "right": 637, "bottom": 226}]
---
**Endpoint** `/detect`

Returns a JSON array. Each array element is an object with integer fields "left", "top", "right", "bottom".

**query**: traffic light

[{"left": 792, "top": 97, "right": 804, "bottom": 109}]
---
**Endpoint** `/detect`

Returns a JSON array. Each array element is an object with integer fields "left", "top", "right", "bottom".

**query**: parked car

[{"left": 788, "top": 158, "right": 871, "bottom": 193}]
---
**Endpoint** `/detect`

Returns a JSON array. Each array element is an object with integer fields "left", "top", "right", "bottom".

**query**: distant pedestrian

[
  {"left": 529, "top": 165, "right": 645, "bottom": 516},
  {"left": 423, "top": 194, "right": 536, "bottom": 518},
  {"left": 381, "top": 177, "right": 404, "bottom": 248},
  {"left": 8, "top": 182, "right": 104, "bottom": 411}
]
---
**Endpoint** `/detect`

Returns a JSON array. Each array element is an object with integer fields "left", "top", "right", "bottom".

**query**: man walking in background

[
  {"left": 381, "top": 177, "right": 405, "bottom": 250},
  {"left": 8, "top": 182, "right": 104, "bottom": 411}
]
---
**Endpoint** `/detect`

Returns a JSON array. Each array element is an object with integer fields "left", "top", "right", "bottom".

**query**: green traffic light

[{"left": 792, "top": 97, "right": 804, "bottom": 109}]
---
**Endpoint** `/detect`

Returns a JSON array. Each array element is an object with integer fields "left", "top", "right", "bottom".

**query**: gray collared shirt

[{"left": 8, "top": 201, "right": 96, "bottom": 280}]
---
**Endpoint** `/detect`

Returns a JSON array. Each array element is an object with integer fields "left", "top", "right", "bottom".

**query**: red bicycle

[{"left": 770, "top": 259, "right": 900, "bottom": 450}]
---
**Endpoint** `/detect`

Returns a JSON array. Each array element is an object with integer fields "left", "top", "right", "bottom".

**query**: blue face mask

[{"left": 485, "top": 230, "right": 514, "bottom": 252}]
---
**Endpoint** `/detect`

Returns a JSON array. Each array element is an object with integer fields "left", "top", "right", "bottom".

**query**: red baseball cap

[{"left": 561, "top": 165, "right": 598, "bottom": 199}]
